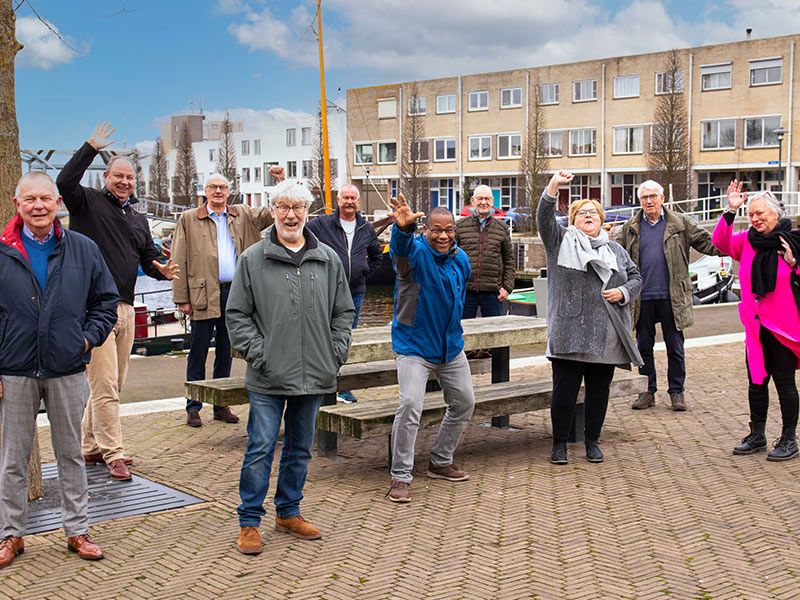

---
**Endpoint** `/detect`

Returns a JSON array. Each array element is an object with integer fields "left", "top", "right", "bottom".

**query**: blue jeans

[
  {"left": 462, "top": 290, "right": 503, "bottom": 319},
  {"left": 351, "top": 291, "right": 365, "bottom": 329},
  {"left": 237, "top": 392, "right": 323, "bottom": 526}
]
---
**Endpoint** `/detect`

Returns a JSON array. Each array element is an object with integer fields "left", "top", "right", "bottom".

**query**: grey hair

[
  {"left": 15, "top": 171, "right": 58, "bottom": 198},
  {"left": 749, "top": 190, "right": 785, "bottom": 219},
  {"left": 105, "top": 155, "right": 133, "bottom": 173},
  {"left": 637, "top": 180, "right": 664, "bottom": 198},
  {"left": 270, "top": 179, "right": 315, "bottom": 207},
  {"left": 205, "top": 173, "right": 231, "bottom": 188},
  {"left": 338, "top": 183, "right": 360, "bottom": 199},
  {"left": 473, "top": 184, "right": 492, "bottom": 198}
]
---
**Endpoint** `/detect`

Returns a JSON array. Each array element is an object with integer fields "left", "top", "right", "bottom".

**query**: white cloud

[
  {"left": 157, "top": 107, "right": 315, "bottom": 129},
  {"left": 15, "top": 15, "right": 88, "bottom": 70}
]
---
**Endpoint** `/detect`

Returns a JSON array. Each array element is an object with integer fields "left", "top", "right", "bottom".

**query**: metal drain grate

[{"left": 26, "top": 463, "right": 204, "bottom": 534}]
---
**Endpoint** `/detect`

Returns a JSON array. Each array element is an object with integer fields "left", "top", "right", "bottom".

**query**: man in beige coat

[{"left": 172, "top": 172, "right": 273, "bottom": 427}]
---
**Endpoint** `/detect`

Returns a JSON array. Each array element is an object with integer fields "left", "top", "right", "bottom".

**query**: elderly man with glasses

[
  {"left": 619, "top": 180, "right": 721, "bottom": 412},
  {"left": 226, "top": 179, "right": 354, "bottom": 554},
  {"left": 171, "top": 172, "right": 276, "bottom": 427}
]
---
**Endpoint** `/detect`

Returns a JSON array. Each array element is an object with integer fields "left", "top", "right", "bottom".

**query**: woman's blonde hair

[{"left": 567, "top": 199, "right": 605, "bottom": 225}]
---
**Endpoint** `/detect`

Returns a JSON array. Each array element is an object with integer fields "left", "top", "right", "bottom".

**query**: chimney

[{"left": 746, "top": 28, "right": 752, "bottom": 39}]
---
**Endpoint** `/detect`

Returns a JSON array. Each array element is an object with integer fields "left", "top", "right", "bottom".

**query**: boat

[{"left": 689, "top": 255, "right": 738, "bottom": 305}]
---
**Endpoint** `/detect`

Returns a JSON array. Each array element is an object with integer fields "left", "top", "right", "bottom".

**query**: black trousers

[
  {"left": 747, "top": 326, "right": 799, "bottom": 432},
  {"left": 550, "top": 358, "right": 616, "bottom": 443},
  {"left": 636, "top": 298, "right": 685, "bottom": 394},
  {"left": 186, "top": 284, "right": 232, "bottom": 413}
]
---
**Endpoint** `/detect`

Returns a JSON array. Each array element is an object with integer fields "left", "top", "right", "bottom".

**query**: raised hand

[
  {"left": 88, "top": 122, "right": 116, "bottom": 150},
  {"left": 152, "top": 258, "right": 180, "bottom": 281},
  {"left": 546, "top": 170, "right": 574, "bottom": 197},
  {"left": 726, "top": 179, "right": 746, "bottom": 211},
  {"left": 269, "top": 165, "right": 286, "bottom": 183},
  {"left": 388, "top": 193, "right": 424, "bottom": 231}
]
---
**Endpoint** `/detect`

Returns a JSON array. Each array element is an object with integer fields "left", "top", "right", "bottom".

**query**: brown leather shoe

[
  {"left": 386, "top": 480, "right": 411, "bottom": 503},
  {"left": 83, "top": 453, "right": 133, "bottom": 466},
  {"left": 0, "top": 536, "right": 24, "bottom": 568},
  {"left": 107, "top": 459, "right": 132, "bottom": 481},
  {"left": 186, "top": 409, "right": 202, "bottom": 427},
  {"left": 213, "top": 406, "right": 240, "bottom": 424},
  {"left": 67, "top": 534, "right": 104, "bottom": 560},
  {"left": 274, "top": 515, "right": 321, "bottom": 540},
  {"left": 236, "top": 526, "right": 263, "bottom": 555}
]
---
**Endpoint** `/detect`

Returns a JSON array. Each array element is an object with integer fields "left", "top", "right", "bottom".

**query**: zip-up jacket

[
  {"left": 455, "top": 212, "right": 516, "bottom": 293},
  {"left": 56, "top": 142, "right": 167, "bottom": 303},
  {"left": 0, "top": 215, "right": 119, "bottom": 378},
  {"left": 390, "top": 224, "right": 471, "bottom": 364},
  {"left": 305, "top": 209, "right": 384, "bottom": 294},
  {"left": 226, "top": 227, "right": 355, "bottom": 396}
]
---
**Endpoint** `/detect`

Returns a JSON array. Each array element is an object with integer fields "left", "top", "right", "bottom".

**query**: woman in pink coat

[{"left": 713, "top": 181, "right": 800, "bottom": 461}]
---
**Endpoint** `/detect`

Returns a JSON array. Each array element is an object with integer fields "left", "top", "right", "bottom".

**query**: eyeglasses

[
  {"left": 575, "top": 208, "right": 599, "bottom": 217},
  {"left": 428, "top": 227, "right": 456, "bottom": 235},
  {"left": 640, "top": 193, "right": 660, "bottom": 201},
  {"left": 473, "top": 196, "right": 493, "bottom": 204},
  {"left": 207, "top": 184, "right": 229, "bottom": 191},
  {"left": 273, "top": 203, "right": 307, "bottom": 215}
]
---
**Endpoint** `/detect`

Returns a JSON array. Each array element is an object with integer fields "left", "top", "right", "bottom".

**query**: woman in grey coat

[{"left": 537, "top": 171, "right": 643, "bottom": 465}]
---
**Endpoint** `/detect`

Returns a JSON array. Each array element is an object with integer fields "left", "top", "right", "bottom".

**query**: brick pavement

[{"left": 5, "top": 341, "right": 799, "bottom": 600}]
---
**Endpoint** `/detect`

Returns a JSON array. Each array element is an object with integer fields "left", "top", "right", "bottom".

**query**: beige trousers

[{"left": 82, "top": 302, "right": 135, "bottom": 462}]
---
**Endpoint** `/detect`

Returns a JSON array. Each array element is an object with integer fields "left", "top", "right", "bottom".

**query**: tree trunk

[{"left": 1, "top": 0, "right": 44, "bottom": 502}]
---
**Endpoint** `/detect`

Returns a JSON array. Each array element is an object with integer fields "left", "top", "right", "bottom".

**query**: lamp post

[{"left": 774, "top": 126, "right": 786, "bottom": 193}]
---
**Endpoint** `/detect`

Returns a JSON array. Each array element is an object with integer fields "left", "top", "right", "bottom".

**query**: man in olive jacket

[
  {"left": 171, "top": 173, "right": 273, "bottom": 427},
  {"left": 226, "top": 179, "right": 354, "bottom": 555},
  {"left": 455, "top": 184, "right": 515, "bottom": 321},
  {"left": 619, "top": 180, "right": 721, "bottom": 411}
]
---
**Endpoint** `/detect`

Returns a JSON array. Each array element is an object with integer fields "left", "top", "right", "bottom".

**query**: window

[
  {"left": 569, "top": 128, "right": 597, "bottom": 155},
  {"left": 241, "top": 140, "right": 250, "bottom": 155},
  {"left": 286, "top": 128, "right": 296, "bottom": 146},
  {"left": 253, "top": 139, "right": 261, "bottom": 155},
  {"left": 378, "top": 142, "right": 397, "bottom": 164},
  {"left": 500, "top": 177, "right": 518, "bottom": 210},
  {"left": 613, "top": 75, "right": 640, "bottom": 98},
  {"left": 301, "top": 127, "right": 312, "bottom": 146},
  {"left": 613, "top": 126, "right": 644, "bottom": 154},
  {"left": 468, "top": 135, "right": 491, "bottom": 160},
  {"left": 254, "top": 167, "right": 261, "bottom": 182},
  {"left": 656, "top": 70, "right": 684, "bottom": 94},
  {"left": 501, "top": 87, "right": 522, "bottom": 108},
  {"left": 262, "top": 162, "right": 277, "bottom": 185},
  {"left": 287, "top": 161, "right": 297, "bottom": 178},
  {"left": 302, "top": 160, "right": 312, "bottom": 178},
  {"left": 701, "top": 63, "right": 732, "bottom": 91},
  {"left": 538, "top": 130, "right": 563, "bottom": 157},
  {"left": 750, "top": 58, "right": 782, "bottom": 86},
  {"left": 468, "top": 90, "right": 488, "bottom": 111},
  {"left": 378, "top": 98, "right": 397, "bottom": 119},
  {"left": 745, "top": 116, "right": 781, "bottom": 148},
  {"left": 497, "top": 133, "right": 522, "bottom": 159},
  {"left": 208, "top": 148, "right": 215, "bottom": 162},
  {"left": 538, "top": 83, "right": 559, "bottom": 105},
  {"left": 701, "top": 119, "right": 736, "bottom": 150},
  {"left": 408, "top": 96, "right": 426, "bottom": 115},
  {"left": 409, "top": 140, "right": 429, "bottom": 162},
  {"left": 354, "top": 143, "right": 373, "bottom": 165},
  {"left": 437, "top": 94, "right": 456, "bottom": 114},
  {"left": 241, "top": 167, "right": 250, "bottom": 183},
  {"left": 434, "top": 138, "right": 456, "bottom": 161},
  {"left": 573, "top": 79, "right": 597, "bottom": 102}
]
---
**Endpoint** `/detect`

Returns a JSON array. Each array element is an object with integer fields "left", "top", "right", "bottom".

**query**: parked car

[
  {"left": 506, "top": 205, "right": 567, "bottom": 230},
  {"left": 603, "top": 203, "right": 638, "bottom": 223}
]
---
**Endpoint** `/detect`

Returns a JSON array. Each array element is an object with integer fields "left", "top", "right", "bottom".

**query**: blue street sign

[{"left": 768, "top": 160, "right": 779, "bottom": 165}]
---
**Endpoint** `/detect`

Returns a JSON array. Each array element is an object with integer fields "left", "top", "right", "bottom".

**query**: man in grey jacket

[{"left": 226, "top": 179, "right": 354, "bottom": 556}]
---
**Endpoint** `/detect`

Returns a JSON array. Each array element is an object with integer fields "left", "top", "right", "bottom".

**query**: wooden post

[{"left": 28, "top": 428, "right": 44, "bottom": 501}]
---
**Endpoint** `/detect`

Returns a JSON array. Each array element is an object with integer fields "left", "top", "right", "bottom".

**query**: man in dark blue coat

[
  {"left": 0, "top": 172, "right": 118, "bottom": 568},
  {"left": 304, "top": 183, "right": 383, "bottom": 403}
]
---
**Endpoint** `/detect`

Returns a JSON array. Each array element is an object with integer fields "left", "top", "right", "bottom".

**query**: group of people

[{"left": 0, "top": 122, "right": 798, "bottom": 565}]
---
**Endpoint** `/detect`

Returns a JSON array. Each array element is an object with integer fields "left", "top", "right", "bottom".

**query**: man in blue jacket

[
  {"left": 0, "top": 172, "right": 118, "bottom": 567},
  {"left": 386, "top": 194, "right": 475, "bottom": 503},
  {"left": 301, "top": 183, "right": 383, "bottom": 403}
]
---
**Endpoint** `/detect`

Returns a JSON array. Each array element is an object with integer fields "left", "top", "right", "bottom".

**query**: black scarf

[{"left": 748, "top": 219, "right": 800, "bottom": 297}]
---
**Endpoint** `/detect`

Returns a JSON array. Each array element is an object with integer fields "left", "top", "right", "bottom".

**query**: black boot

[
  {"left": 732, "top": 422, "right": 767, "bottom": 455},
  {"left": 767, "top": 428, "right": 799, "bottom": 462},
  {"left": 585, "top": 439, "right": 604, "bottom": 463},
  {"left": 550, "top": 442, "right": 568, "bottom": 465}
]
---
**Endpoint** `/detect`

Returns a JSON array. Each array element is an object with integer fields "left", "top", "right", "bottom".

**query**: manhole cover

[{"left": 26, "top": 463, "right": 204, "bottom": 534}]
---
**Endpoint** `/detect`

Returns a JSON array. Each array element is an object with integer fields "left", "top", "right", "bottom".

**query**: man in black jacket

[
  {"left": 303, "top": 184, "right": 383, "bottom": 403},
  {"left": 57, "top": 122, "right": 179, "bottom": 481},
  {"left": 0, "top": 172, "right": 118, "bottom": 567}
]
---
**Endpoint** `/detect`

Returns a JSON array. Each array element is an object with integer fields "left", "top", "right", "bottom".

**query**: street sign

[{"left": 768, "top": 160, "right": 779, "bottom": 165}]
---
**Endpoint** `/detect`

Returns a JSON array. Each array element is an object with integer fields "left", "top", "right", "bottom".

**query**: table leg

[
  {"left": 317, "top": 393, "right": 338, "bottom": 456},
  {"left": 491, "top": 346, "right": 510, "bottom": 428}
]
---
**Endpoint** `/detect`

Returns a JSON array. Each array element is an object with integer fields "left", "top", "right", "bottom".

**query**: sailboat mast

[{"left": 316, "top": 0, "right": 333, "bottom": 214}]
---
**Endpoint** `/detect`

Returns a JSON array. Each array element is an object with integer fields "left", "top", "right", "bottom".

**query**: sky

[{"left": 13, "top": 0, "right": 800, "bottom": 152}]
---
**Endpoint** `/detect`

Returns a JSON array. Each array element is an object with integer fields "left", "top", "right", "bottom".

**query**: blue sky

[{"left": 14, "top": 0, "right": 800, "bottom": 150}]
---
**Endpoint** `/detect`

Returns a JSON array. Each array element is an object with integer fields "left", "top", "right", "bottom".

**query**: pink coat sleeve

[{"left": 712, "top": 216, "right": 744, "bottom": 261}]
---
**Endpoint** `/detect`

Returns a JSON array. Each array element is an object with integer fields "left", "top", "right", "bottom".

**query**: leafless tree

[
  {"left": 216, "top": 114, "right": 239, "bottom": 202},
  {"left": 173, "top": 122, "right": 197, "bottom": 206},
  {"left": 129, "top": 149, "right": 146, "bottom": 197},
  {"left": 520, "top": 80, "right": 550, "bottom": 235},
  {"left": 148, "top": 137, "right": 168, "bottom": 201},
  {"left": 400, "top": 84, "right": 430, "bottom": 213},
  {"left": 647, "top": 49, "right": 692, "bottom": 205}
]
